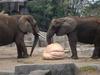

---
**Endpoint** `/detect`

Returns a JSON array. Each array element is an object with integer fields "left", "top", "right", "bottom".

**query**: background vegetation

[{"left": 26, "top": 0, "right": 100, "bottom": 31}]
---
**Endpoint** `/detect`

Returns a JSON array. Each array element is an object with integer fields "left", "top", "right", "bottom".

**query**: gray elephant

[
  {"left": 47, "top": 16, "right": 100, "bottom": 59},
  {"left": 0, "top": 14, "right": 39, "bottom": 58}
]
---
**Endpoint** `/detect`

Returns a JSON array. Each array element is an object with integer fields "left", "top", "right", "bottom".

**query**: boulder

[
  {"left": 15, "top": 63, "right": 78, "bottom": 75},
  {"left": 29, "top": 70, "right": 50, "bottom": 75}
]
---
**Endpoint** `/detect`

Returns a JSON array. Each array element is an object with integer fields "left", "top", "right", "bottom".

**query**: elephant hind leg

[
  {"left": 91, "top": 46, "right": 100, "bottom": 59},
  {"left": 91, "top": 42, "right": 100, "bottom": 59},
  {"left": 15, "top": 33, "right": 29, "bottom": 58},
  {"left": 92, "top": 35, "right": 100, "bottom": 59}
]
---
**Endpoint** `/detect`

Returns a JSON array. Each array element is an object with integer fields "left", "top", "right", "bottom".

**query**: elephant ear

[
  {"left": 51, "top": 18, "right": 66, "bottom": 27},
  {"left": 18, "top": 15, "right": 35, "bottom": 33}
]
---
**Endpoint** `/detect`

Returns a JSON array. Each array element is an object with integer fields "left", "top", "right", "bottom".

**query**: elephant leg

[
  {"left": 91, "top": 45, "right": 100, "bottom": 59},
  {"left": 91, "top": 47, "right": 100, "bottom": 59},
  {"left": 97, "top": 45, "right": 100, "bottom": 58},
  {"left": 92, "top": 35, "right": 100, "bottom": 59},
  {"left": 15, "top": 33, "right": 29, "bottom": 58},
  {"left": 67, "top": 32, "right": 78, "bottom": 59},
  {"left": 16, "top": 43, "right": 23, "bottom": 58}
]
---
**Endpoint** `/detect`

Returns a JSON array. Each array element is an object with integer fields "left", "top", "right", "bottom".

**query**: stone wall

[{"left": 15, "top": 63, "right": 78, "bottom": 75}]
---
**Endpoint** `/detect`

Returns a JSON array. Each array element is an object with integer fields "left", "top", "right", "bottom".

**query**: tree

[
  {"left": 27, "top": 0, "right": 65, "bottom": 31},
  {"left": 27, "top": 0, "right": 100, "bottom": 31},
  {"left": 81, "top": 0, "right": 100, "bottom": 16}
]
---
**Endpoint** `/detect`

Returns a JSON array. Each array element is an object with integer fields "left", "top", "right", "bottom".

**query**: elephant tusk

[{"left": 38, "top": 33, "right": 46, "bottom": 39}]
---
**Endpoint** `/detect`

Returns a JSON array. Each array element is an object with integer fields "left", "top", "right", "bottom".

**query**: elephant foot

[
  {"left": 71, "top": 55, "right": 78, "bottom": 59},
  {"left": 23, "top": 54, "right": 30, "bottom": 58},
  {"left": 91, "top": 56, "right": 99, "bottom": 59},
  {"left": 17, "top": 54, "right": 29, "bottom": 58},
  {"left": 17, "top": 56, "right": 23, "bottom": 58}
]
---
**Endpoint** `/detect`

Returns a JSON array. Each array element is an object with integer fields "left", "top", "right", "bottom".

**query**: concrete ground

[{"left": 0, "top": 45, "right": 100, "bottom": 75}]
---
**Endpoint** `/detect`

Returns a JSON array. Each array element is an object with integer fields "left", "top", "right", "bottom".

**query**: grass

[{"left": 80, "top": 66, "right": 96, "bottom": 72}]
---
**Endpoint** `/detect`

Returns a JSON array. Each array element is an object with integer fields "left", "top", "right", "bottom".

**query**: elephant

[
  {"left": 47, "top": 16, "right": 100, "bottom": 59},
  {"left": 0, "top": 14, "right": 39, "bottom": 58}
]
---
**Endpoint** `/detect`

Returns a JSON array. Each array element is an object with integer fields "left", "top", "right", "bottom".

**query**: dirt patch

[{"left": 0, "top": 46, "right": 100, "bottom": 75}]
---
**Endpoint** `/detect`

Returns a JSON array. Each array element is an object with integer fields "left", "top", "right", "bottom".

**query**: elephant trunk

[
  {"left": 30, "top": 33, "right": 39, "bottom": 56},
  {"left": 47, "top": 33, "right": 53, "bottom": 44},
  {"left": 29, "top": 23, "right": 39, "bottom": 56},
  {"left": 30, "top": 32, "right": 46, "bottom": 56},
  {"left": 47, "top": 27, "right": 55, "bottom": 44}
]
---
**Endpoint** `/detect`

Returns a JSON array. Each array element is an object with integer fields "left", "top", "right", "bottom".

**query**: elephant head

[
  {"left": 47, "top": 17, "right": 77, "bottom": 44},
  {"left": 18, "top": 15, "right": 39, "bottom": 56}
]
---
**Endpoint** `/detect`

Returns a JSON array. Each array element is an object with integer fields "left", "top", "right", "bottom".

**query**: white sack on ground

[{"left": 43, "top": 43, "right": 66, "bottom": 60}]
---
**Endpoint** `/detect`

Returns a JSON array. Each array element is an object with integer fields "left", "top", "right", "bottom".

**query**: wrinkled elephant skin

[
  {"left": 47, "top": 16, "right": 100, "bottom": 59},
  {"left": 0, "top": 14, "right": 39, "bottom": 58}
]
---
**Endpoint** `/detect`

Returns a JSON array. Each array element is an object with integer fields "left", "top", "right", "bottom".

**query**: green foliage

[
  {"left": 80, "top": 66, "right": 96, "bottom": 72},
  {"left": 81, "top": 0, "right": 100, "bottom": 16},
  {"left": 26, "top": 0, "right": 66, "bottom": 31},
  {"left": 27, "top": 0, "right": 52, "bottom": 14}
]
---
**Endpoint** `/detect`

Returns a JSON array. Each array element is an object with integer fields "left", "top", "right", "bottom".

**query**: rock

[
  {"left": 0, "top": 72, "right": 14, "bottom": 75},
  {"left": 15, "top": 63, "right": 78, "bottom": 75},
  {"left": 43, "top": 43, "right": 66, "bottom": 60},
  {"left": 29, "top": 70, "right": 50, "bottom": 75}
]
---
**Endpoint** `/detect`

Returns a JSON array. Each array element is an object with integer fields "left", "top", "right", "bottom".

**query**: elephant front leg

[
  {"left": 15, "top": 34, "right": 29, "bottom": 58},
  {"left": 16, "top": 41, "right": 29, "bottom": 58},
  {"left": 67, "top": 32, "right": 78, "bottom": 59}
]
